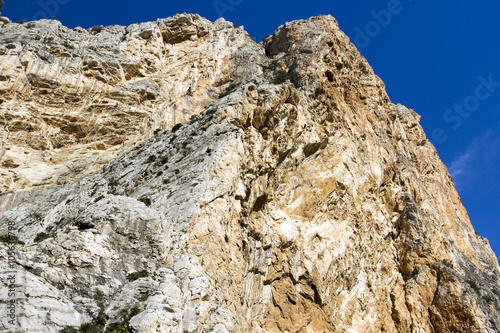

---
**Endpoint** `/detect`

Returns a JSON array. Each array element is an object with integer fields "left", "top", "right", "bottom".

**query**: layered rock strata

[{"left": 0, "top": 13, "right": 499, "bottom": 333}]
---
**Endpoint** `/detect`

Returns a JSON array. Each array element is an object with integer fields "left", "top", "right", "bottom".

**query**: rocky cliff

[{"left": 0, "top": 13, "right": 499, "bottom": 333}]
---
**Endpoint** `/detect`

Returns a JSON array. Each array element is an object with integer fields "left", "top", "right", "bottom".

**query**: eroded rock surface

[{"left": 0, "top": 14, "right": 499, "bottom": 333}]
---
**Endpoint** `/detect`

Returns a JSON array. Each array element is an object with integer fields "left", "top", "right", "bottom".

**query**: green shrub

[
  {"left": 156, "top": 171, "right": 163, "bottom": 177},
  {"left": 171, "top": 123, "right": 182, "bottom": 132},
  {"left": 79, "top": 316, "right": 106, "bottom": 333},
  {"left": 59, "top": 326, "right": 78, "bottom": 333},
  {"left": 126, "top": 270, "right": 149, "bottom": 282},
  {"left": 130, "top": 307, "right": 141, "bottom": 317},
  {"left": 160, "top": 156, "right": 169, "bottom": 164},
  {"left": 30, "top": 212, "right": 42, "bottom": 221},
  {"left": 108, "top": 178, "right": 119, "bottom": 188},
  {"left": 90, "top": 25, "right": 103, "bottom": 33},
  {"left": 219, "top": 83, "right": 238, "bottom": 98},
  {"left": 105, "top": 322, "right": 128, "bottom": 333},
  {"left": 189, "top": 114, "right": 199, "bottom": 124},
  {"left": 34, "top": 232, "right": 53, "bottom": 243},
  {"left": 205, "top": 108, "right": 216, "bottom": 116},
  {"left": 273, "top": 70, "right": 289, "bottom": 84},
  {"left": 0, "top": 234, "right": 24, "bottom": 245},
  {"left": 93, "top": 290, "right": 105, "bottom": 310},
  {"left": 104, "top": 307, "right": 141, "bottom": 332},
  {"left": 138, "top": 197, "right": 151, "bottom": 207},
  {"left": 154, "top": 128, "right": 161, "bottom": 135},
  {"left": 147, "top": 155, "right": 156, "bottom": 163},
  {"left": 299, "top": 49, "right": 313, "bottom": 54}
]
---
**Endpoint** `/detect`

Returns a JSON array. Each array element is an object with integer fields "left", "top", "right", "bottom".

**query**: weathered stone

[{"left": 0, "top": 13, "right": 499, "bottom": 333}]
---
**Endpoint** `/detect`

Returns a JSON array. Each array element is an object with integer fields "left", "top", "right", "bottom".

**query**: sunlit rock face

[
  {"left": 0, "top": 14, "right": 263, "bottom": 192},
  {"left": 1, "top": 14, "right": 499, "bottom": 333}
]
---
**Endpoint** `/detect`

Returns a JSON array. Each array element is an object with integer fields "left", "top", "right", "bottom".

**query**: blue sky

[{"left": 2, "top": 0, "right": 500, "bottom": 255}]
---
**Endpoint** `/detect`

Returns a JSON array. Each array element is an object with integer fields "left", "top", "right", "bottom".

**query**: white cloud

[{"left": 448, "top": 123, "right": 500, "bottom": 189}]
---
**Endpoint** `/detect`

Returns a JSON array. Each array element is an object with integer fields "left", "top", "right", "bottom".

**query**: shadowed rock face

[{"left": 0, "top": 13, "right": 499, "bottom": 333}]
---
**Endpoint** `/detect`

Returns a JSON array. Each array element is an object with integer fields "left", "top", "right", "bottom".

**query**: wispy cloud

[{"left": 449, "top": 122, "right": 500, "bottom": 190}]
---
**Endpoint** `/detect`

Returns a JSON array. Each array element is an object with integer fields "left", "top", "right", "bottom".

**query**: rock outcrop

[{"left": 0, "top": 13, "right": 499, "bottom": 333}]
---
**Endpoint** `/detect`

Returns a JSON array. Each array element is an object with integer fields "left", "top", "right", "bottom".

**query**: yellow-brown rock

[{"left": 0, "top": 14, "right": 499, "bottom": 333}]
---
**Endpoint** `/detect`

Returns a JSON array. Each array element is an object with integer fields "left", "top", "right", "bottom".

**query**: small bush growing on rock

[
  {"left": 79, "top": 316, "right": 106, "bottom": 333},
  {"left": 0, "top": 234, "right": 24, "bottom": 245},
  {"left": 171, "top": 123, "right": 182, "bottom": 132},
  {"left": 154, "top": 128, "right": 161, "bottom": 135},
  {"left": 34, "top": 232, "right": 53, "bottom": 243},
  {"left": 160, "top": 156, "right": 169, "bottom": 164},
  {"left": 104, "top": 307, "right": 141, "bottom": 333},
  {"left": 16, "top": 20, "right": 24, "bottom": 24},
  {"left": 59, "top": 326, "right": 77, "bottom": 333},
  {"left": 273, "top": 70, "right": 289, "bottom": 84},
  {"left": 205, "top": 108, "right": 216, "bottom": 116},
  {"left": 108, "top": 178, "right": 119, "bottom": 188},
  {"left": 30, "top": 212, "right": 42, "bottom": 221},
  {"left": 126, "top": 270, "right": 149, "bottom": 282},
  {"left": 147, "top": 155, "right": 156, "bottom": 163},
  {"left": 105, "top": 322, "right": 128, "bottom": 333},
  {"left": 130, "top": 307, "right": 141, "bottom": 317},
  {"left": 93, "top": 290, "right": 105, "bottom": 310},
  {"left": 106, "top": 322, "right": 129, "bottom": 333},
  {"left": 138, "top": 197, "right": 151, "bottom": 207},
  {"left": 218, "top": 83, "right": 238, "bottom": 98},
  {"left": 189, "top": 114, "right": 199, "bottom": 124},
  {"left": 90, "top": 25, "right": 103, "bottom": 33}
]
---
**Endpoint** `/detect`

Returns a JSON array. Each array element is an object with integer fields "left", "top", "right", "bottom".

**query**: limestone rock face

[
  {"left": 0, "top": 14, "right": 262, "bottom": 192},
  {"left": 1, "top": 14, "right": 499, "bottom": 333}
]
